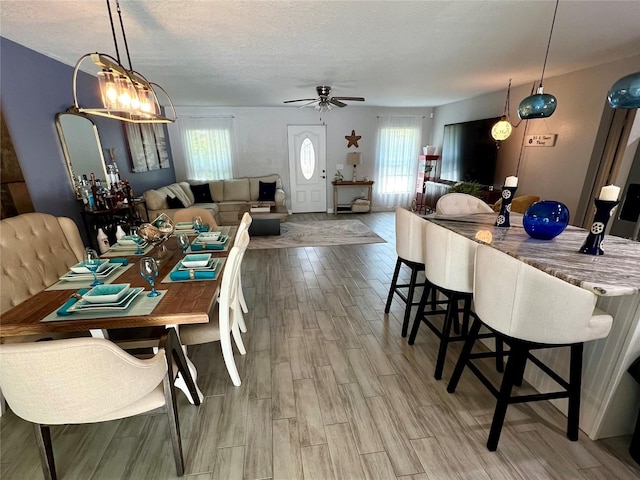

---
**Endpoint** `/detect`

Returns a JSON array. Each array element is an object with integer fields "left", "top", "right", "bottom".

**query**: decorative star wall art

[{"left": 345, "top": 130, "right": 361, "bottom": 148}]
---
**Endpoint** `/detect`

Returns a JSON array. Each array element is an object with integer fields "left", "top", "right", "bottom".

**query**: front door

[{"left": 288, "top": 125, "right": 327, "bottom": 213}]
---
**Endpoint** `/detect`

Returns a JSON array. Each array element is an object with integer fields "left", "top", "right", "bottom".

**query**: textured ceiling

[{"left": 2, "top": 1, "right": 640, "bottom": 108}]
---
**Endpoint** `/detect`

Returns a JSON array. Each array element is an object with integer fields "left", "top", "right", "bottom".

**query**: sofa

[{"left": 141, "top": 174, "right": 286, "bottom": 225}]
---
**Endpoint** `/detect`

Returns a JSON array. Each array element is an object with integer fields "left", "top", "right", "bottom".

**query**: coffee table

[{"left": 238, "top": 204, "right": 289, "bottom": 236}]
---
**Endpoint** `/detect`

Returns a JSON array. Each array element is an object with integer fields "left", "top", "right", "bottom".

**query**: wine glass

[
  {"left": 139, "top": 257, "right": 161, "bottom": 297},
  {"left": 84, "top": 247, "right": 102, "bottom": 287},
  {"left": 192, "top": 215, "right": 202, "bottom": 232},
  {"left": 130, "top": 225, "right": 144, "bottom": 254},
  {"left": 177, "top": 233, "right": 190, "bottom": 254}
]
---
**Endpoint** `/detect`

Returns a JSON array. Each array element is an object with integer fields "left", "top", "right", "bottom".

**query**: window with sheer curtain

[
  {"left": 177, "top": 116, "right": 235, "bottom": 180},
  {"left": 373, "top": 116, "right": 422, "bottom": 209}
]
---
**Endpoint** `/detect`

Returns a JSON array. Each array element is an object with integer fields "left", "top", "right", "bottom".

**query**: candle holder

[
  {"left": 495, "top": 186, "right": 517, "bottom": 227},
  {"left": 579, "top": 199, "right": 619, "bottom": 255}
]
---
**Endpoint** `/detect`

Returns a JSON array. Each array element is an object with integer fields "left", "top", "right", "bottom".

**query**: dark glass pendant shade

[
  {"left": 607, "top": 72, "right": 640, "bottom": 109},
  {"left": 518, "top": 87, "right": 557, "bottom": 119}
]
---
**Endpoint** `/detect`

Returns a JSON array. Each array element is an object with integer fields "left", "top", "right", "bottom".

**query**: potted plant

[{"left": 447, "top": 181, "right": 482, "bottom": 198}]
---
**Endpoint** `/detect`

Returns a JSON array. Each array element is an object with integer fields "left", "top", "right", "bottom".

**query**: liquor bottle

[
  {"left": 96, "top": 228, "right": 110, "bottom": 254},
  {"left": 90, "top": 173, "right": 99, "bottom": 208}
]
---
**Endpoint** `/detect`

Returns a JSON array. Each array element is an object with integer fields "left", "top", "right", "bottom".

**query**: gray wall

[
  {"left": 0, "top": 37, "right": 176, "bottom": 240},
  {"left": 430, "top": 54, "right": 640, "bottom": 218}
]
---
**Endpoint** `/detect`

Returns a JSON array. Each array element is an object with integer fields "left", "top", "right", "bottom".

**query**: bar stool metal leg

[
  {"left": 447, "top": 317, "right": 482, "bottom": 393},
  {"left": 568, "top": 342, "right": 583, "bottom": 441},
  {"left": 401, "top": 265, "right": 420, "bottom": 337},
  {"left": 385, "top": 258, "right": 402, "bottom": 314}
]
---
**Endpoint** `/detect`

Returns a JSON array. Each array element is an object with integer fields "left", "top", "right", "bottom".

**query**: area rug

[{"left": 247, "top": 219, "right": 386, "bottom": 250}]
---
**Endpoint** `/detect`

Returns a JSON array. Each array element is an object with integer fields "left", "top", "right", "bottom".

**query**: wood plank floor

[{"left": 2, "top": 212, "right": 639, "bottom": 479}]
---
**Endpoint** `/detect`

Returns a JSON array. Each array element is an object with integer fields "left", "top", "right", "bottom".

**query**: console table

[{"left": 332, "top": 180, "right": 374, "bottom": 214}]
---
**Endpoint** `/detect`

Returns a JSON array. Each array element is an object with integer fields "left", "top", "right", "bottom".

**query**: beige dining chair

[
  {"left": 173, "top": 207, "right": 218, "bottom": 229},
  {"left": 180, "top": 230, "right": 250, "bottom": 386},
  {"left": 0, "top": 328, "right": 198, "bottom": 479},
  {"left": 234, "top": 212, "right": 253, "bottom": 332},
  {"left": 447, "top": 245, "right": 614, "bottom": 451},
  {"left": 435, "top": 193, "right": 493, "bottom": 215}
]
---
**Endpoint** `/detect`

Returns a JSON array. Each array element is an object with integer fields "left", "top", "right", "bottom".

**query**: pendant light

[
  {"left": 518, "top": 0, "right": 559, "bottom": 120},
  {"left": 71, "top": 0, "right": 176, "bottom": 124},
  {"left": 608, "top": 71, "right": 640, "bottom": 109},
  {"left": 492, "top": 79, "right": 514, "bottom": 141}
]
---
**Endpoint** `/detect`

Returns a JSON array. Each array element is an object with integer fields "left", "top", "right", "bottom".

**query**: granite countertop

[{"left": 425, "top": 213, "right": 640, "bottom": 297}]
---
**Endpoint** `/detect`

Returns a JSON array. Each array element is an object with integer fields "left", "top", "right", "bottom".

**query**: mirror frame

[{"left": 55, "top": 110, "right": 108, "bottom": 199}]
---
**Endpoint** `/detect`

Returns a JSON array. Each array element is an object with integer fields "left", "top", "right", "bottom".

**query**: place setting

[
  {"left": 186, "top": 228, "right": 233, "bottom": 252},
  {"left": 161, "top": 252, "right": 226, "bottom": 283},
  {"left": 47, "top": 248, "right": 132, "bottom": 290},
  {"left": 173, "top": 216, "right": 211, "bottom": 236},
  {"left": 42, "top": 257, "right": 167, "bottom": 322},
  {"left": 101, "top": 225, "right": 153, "bottom": 257}
]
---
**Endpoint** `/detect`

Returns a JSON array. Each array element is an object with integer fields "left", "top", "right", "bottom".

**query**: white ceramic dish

[
  {"left": 82, "top": 283, "right": 130, "bottom": 303},
  {"left": 198, "top": 232, "right": 220, "bottom": 241},
  {"left": 62, "top": 263, "right": 119, "bottom": 281},
  {"left": 181, "top": 253, "right": 211, "bottom": 268},
  {"left": 69, "top": 287, "right": 144, "bottom": 311},
  {"left": 178, "top": 258, "right": 218, "bottom": 271},
  {"left": 193, "top": 234, "right": 228, "bottom": 245},
  {"left": 70, "top": 260, "right": 110, "bottom": 274}
]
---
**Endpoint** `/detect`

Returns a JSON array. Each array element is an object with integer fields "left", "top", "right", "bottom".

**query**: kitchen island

[{"left": 426, "top": 212, "right": 640, "bottom": 440}]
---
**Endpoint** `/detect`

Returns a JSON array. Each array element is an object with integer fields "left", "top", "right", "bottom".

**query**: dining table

[
  {"left": 0, "top": 226, "right": 238, "bottom": 404},
  {"left": 424, "top": 212, "right": 640, "bottom": 440}
]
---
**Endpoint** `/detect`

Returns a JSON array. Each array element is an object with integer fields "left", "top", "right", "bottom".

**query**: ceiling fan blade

[
  {"left": 329, "top": 98, "right": 347, "bottom": 108},
  {"left": 284, "top": 98, "right": 317, "bottom": 104},
  {"left": 333, "top": 97, "right": 365, "bottom": 102},
  {"left": 299, "top": 100, "right": 319, "bottom": 108}
]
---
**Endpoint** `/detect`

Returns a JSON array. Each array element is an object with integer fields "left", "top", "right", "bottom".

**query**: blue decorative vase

[{"left": 523, "top": 201, "right": 570, "bottom": 240}]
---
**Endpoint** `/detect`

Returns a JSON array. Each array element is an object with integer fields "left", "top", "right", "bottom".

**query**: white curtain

[
  {"left": 373, "top": 116, "right": 422, "bottom": 210},
  {"left": 177, "top": 116, "right": 235, "bottom": 181}
]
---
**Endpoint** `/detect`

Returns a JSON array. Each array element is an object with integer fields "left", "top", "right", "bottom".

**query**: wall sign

[{"left": 525, "top": 134, "right": 557, "bottom": 147}]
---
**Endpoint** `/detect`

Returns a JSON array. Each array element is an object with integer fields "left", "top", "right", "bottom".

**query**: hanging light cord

[
  {"left": 503, "top": 78, "right": 512, "bottom": 117},
  {"left": 105, "top": 0, "right": 120, "bottom": 64},
  {"left": 539, "top": 0, "right": 560, "bottom": 88},
  {"left": 115, "top": 0, "right": 134, "bottom": 71}
]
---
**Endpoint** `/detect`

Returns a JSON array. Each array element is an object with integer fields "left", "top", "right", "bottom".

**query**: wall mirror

[{"left": 56, "top": 111, "right": 108, "bottom": 198}]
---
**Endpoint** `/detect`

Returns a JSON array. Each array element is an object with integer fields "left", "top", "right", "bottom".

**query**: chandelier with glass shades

[{"left": 72, "top": 0, "right": 176, "bottom": 124}]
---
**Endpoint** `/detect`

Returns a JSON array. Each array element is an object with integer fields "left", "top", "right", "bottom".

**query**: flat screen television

[{"left": 440, "top": 117, "right": 499, "bottom": 186}]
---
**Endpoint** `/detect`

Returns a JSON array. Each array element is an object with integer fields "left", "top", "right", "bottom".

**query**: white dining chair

[
  {"left": 447, "top": 244, "right": 614, "bottom": 451},
  {"left": 234, "top": 212, "right": 253, "bottom": 332},
  {"left": 179, "top": 230, "right": 250, "bottom": 386},
  {"left": 435, "top": 193, "right": 493, "bottom": 215},
  {"left": 0, "top": 328, "right": 196, "bottom": 479}
]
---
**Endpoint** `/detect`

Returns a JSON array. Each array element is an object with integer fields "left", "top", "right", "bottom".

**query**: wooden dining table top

[{"left": 0, "top": 227, "right": 237, "bottom": 338}]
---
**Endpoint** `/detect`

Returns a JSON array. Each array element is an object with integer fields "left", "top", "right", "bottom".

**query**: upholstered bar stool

[
  {"left": 435, "top": 193, "right": 494, "bottom": 215},
  {"left": 385, "top": 207, "right": 431, "bottom": 337},
  {"left": 409, "top": 221, "right": 499, "bottom": 379},
  {"left": 447, "top": 245, "right": 614, "bottom": 451}
]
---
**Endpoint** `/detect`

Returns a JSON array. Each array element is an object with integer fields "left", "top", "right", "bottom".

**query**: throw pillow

[
  {"left": 166, "top": 195, "right": 185, "bottom": 209},
  {"left": 258, "top": 181, "right": 276, "bottom": 201},
  {"left": 190, "top": 183, "right": 214, "bottom": 203}
]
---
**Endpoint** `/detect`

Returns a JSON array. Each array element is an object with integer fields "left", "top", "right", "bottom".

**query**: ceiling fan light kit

[
  {"left": 72, "top": 0, "right": 176, "bottom": 124},
  {"left": 284, "top": 85, "right": 365, "bottom": 112},
  {"left": 518, "top": 0, "right": 559, "bottom": 120}
]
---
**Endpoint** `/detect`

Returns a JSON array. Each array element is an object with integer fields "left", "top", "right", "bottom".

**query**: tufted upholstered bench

[{"left": 0, "top": 212, "right": 85, "bottom": 315}]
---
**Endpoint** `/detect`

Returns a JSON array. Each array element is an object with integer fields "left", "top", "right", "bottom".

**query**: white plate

[
  {"left": 193, "top": 234, "right": 228, "bottom": 245},
  {"left": 70, "top": 260, "right": 110, "bottom": 274},
  {"left": 69, "top": 287, "right": 144, "bottom": 311},
  {"left": 82, "top": 283, "right": 130, "bottom": 303},
  {"left": 60, "top": 263, "right": 119, "bottom": 281},
  {"left": 181, "top": 253, "right": 212, "bottom": 268},
  {"left": 197, "top": 232, "right": 220, "bottom": 240},
  {"left": 111, "top": 241, "right": 148, "bottom": 251},
  {"left": 178, "top": 258, "right": 218, "bottom": 271}
]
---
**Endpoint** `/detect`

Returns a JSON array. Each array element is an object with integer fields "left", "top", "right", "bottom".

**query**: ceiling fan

[{"left": 284, "top": 85, "right": 365, "bottom": 111}]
